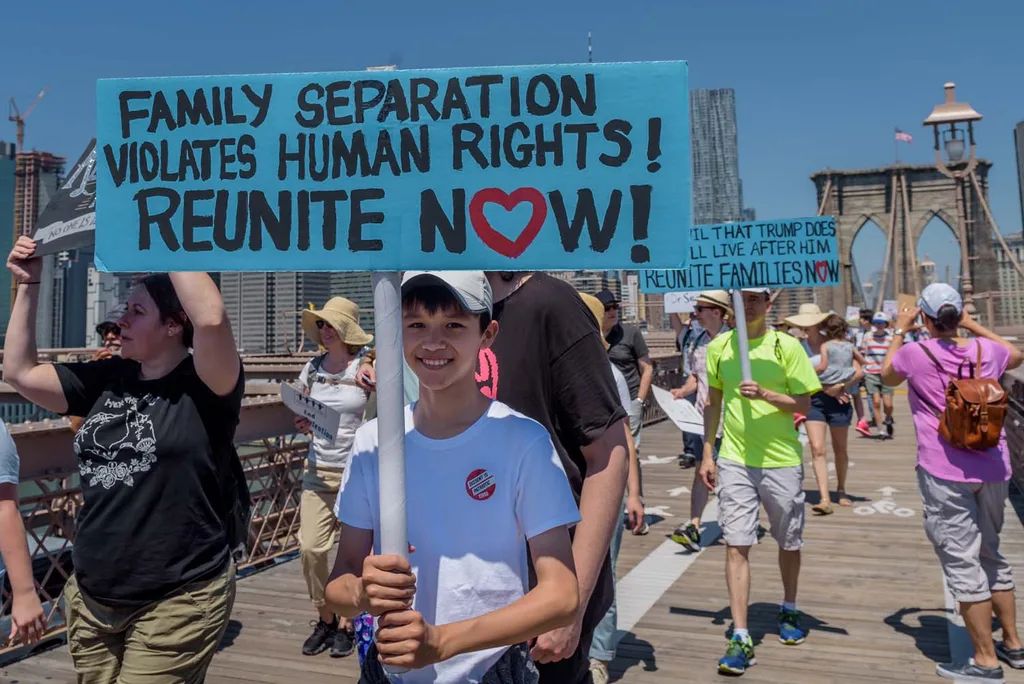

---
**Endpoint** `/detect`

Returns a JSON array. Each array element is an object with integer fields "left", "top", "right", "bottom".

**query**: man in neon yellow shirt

[{"left": 699, "top": 288, "right": 821, "bottom": 676}]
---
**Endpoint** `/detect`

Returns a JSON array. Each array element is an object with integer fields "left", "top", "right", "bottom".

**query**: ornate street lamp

[{"left": 923, "top": 82, "right": 982, "bottom": 314}]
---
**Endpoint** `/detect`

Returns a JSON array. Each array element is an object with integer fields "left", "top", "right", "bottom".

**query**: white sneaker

[{"left": 589, "top": 658, "right": 610, "bottom": 684}]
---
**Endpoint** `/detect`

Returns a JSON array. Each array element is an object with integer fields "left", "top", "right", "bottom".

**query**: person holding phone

[{"left": 294, "top": 297, "right": 374, "bottom": 658}]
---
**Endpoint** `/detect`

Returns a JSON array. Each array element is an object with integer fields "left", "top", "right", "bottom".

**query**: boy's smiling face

[{"left": 403, "top": 301, "right": 498, "bottom": 393}]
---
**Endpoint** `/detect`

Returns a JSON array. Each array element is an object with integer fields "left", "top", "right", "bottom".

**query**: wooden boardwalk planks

[{"left": 6, "top": 402, "right": 1024, "bottom": 683}]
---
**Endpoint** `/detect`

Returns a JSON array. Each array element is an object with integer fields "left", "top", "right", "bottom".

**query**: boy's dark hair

[
  {"left": 859, "top": 308, "right": 874, "bottom": 322},
  {"left": 928, "top": 304, "right": 961, "bottom": 334},
  {"left": 139, "top": 274, "right": 195, "bottom": 348},
  {"left": 95, "top": 321, "right": 120, "bottom": 338},
  {"left": 821, "top": 314, "right": 848, "bottom": 341},
  {"left": 402, "top": 284, "right": 492, "bottom": 333}
]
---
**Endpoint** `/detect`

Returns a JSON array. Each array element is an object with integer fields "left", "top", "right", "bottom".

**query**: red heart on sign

[
  {"left": 815, "top": 260, "right": 829, "bottom": 282},
  {"left": 469, "top": 188, "right": 547, "bottom": 259}
]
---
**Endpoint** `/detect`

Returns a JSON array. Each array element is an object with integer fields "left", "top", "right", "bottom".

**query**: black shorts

[{"left": 807, "top": 391, "right": 853, "bottom": 427}]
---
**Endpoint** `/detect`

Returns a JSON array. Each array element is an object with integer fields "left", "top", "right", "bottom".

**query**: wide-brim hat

[
  {"left": 695, "top": 290, "right": 733, "bottom": 316},
  {"left": 783, "top": 303, "right": 829, "bottom": 329},
  {"left": 579, "top": 292, "right": 610, "bottom": 350},
  {"left": 301, "top": 297, "right": 373, "bottom": 349}
]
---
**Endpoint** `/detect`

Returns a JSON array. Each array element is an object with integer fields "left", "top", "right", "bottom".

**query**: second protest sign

[{"left": 95, "top": 61, "right": 689, "bottom": 272}]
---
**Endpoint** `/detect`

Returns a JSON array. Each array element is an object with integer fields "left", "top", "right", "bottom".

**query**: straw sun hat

[
  {"left": 578, "top": 292, "right": 610, "bottom": 350},
  {"left": 301, "top": 297, "right": 373, "bottom": 349},
  {"left": 783, "top": 303, "right": 830, "bottom": 329}
]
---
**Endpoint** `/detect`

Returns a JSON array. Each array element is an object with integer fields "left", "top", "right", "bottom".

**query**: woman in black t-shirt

[{"left": 4, "top": 236, "right": 245, "bottom": 683}]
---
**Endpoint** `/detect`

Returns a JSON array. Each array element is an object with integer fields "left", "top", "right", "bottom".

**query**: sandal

[
  {"left": 812, "top": 502, "right": 833, "bottom": 515},
  {"left": 837, "top": 491, "right": 853, "bottom": 507}
]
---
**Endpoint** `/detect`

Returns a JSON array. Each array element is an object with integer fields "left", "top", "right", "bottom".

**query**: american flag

[{"left": 895, "top": 128, "right": 913, "bottom": 143}]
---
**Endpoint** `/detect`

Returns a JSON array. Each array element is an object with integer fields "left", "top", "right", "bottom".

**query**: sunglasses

[
  {"left": 604, "top": 304, "right": 619, "bottom": 312},
  {"left": 315, "top": 320, "right": 328, "bottom": 329}
]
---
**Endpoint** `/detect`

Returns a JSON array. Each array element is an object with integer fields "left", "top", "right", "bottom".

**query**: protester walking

[
  {"left": 0, "top": 419, "right": 47, "bottom": 646},
  {"left": 673, "top": 312, "right": 705, "bottom": 467},
  {"left": 361, "top": 271, "right": 629, "bottom": 684},
  {"left": 580, "top": 292, "right": 645, "bottom": 684},
  {"left": 670, "top": 290, "right": 731, "bottom": 552},
  {"left": 294, "top": 297, "right": 373, "bottom": 657},
  {"left": 596, "top": 289, "right": 654, "bottom": 449},
  {"left": 784, "top": 307, "right": 866, "bottom": 514},
  {"left": 327, "top": 271, "right": 581, "bottom": 684},
  {"left": 860, "top": 311, "right": 895, "bottom": 438},
  {"left": 700, "top": 288, "right": 822, "bottom": 676},
  {"left": 4, "top": 236, "right": 248, "bottom": 684},
  {"left": 883, "top": 283, "right": 1024, "bottom": 682}
]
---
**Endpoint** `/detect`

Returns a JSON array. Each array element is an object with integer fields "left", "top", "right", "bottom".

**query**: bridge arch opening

[
  {"left": 915, "top": 215, "right": 961, "bottom": 291},
  {"left": 850, "top": 218, "right": 888, "bottom": 308}
]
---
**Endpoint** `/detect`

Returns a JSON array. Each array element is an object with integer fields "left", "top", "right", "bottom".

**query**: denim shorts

[{"left": 807, "top": 391, "right": 853, "bottom": 427}]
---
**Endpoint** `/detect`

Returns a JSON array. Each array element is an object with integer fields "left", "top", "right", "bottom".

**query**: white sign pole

[
  {"left": 372, "top": 272, "right": 409, "bottom": 557},
  {"left": 730, "top": 290, "right": 752, "bottom": 382},
  {"left": 372, "top": 272, "right": 409, "bottom": 677}
]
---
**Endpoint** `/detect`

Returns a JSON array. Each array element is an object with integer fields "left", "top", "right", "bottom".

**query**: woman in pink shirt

[{"left": 882, "top": 283, "right": 1024, "bottom": 682}]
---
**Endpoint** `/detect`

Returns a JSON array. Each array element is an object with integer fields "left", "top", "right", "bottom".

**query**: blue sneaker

[
  {"left": 718, "top": 635, "right": 756, "bottom": 675},
  {"left": 778, "top": 608, "right": 807, "bottom": 645}
]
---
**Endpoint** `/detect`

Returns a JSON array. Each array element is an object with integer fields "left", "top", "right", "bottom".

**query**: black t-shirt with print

[
  {"left": 605, "top": 323, "right": 649, "bottom": 400},
  {"left": 476, "top": 273, "right": 627, "bottom": 638},
  {"left": 56, "top": 355, "right": 244, "bottom": 606}
]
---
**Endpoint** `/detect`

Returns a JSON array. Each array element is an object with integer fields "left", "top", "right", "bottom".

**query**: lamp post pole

[{"left": 923, "top": 82, "right": 982, "bottom": 316}]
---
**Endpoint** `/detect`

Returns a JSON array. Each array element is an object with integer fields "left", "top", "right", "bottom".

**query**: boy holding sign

[{"left": 325, "top": 271, "right": 581, "bottom": 683}]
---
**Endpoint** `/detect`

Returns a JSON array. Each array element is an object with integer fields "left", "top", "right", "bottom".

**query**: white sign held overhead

[
  {"left": 663, "top": 291, "right": 701, "bottom": 314},
  {"left": 652, "top": 385, "right": 705, "bottom": 435},
  {"left": 280, "top": 383, "right": 342, "bottom": 444}
]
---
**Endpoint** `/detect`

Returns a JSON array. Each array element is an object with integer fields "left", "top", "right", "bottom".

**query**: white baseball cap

[
  {"left": 872, "top": 311, "right": 890, "bottom": 324},
  {"left": 401, "top": 271, "right": 493, "bottom": 315},
  {"left": 919, "top": 282, "right": 963, "bottom": 319}
]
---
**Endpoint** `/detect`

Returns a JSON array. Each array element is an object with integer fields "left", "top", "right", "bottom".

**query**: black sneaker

[
  {"left": 996, "top": 641, "right": 1024, "bottom": 669},
  {"left": 884, "top": 415, "right": 894, "bottom": 438},
  {"left": 670, "top": 522, "right": 701, "bottom": 552},
  {"left": 936, "top": 660, "right": 1004, "bottom": 682},
  {"left": 330, "top": 627, "right": 355, "bottom": 658},
  {"left": 302, "top": 618, "right": 338, "bottom": 656}
]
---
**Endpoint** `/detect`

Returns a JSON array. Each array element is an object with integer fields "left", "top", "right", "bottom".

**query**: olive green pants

[{"left": 64, "top": 559, "right": 236, "bottom": 684}]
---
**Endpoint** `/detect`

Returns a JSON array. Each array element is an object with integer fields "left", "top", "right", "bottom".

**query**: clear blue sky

[{"left": 6, "top": 0, "right": 1023, "bottom": 285}]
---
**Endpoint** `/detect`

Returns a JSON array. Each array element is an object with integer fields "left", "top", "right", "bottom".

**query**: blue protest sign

[
  {"left": 94, "top": 62, "right": 689, "bottom": 272},
  {"left": 640, "top": 217, "right": 839, "bottom": 293}
]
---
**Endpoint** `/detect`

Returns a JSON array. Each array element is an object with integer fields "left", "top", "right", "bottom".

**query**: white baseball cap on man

[
  {"left": 872, "top": 311, "right": 890, "bottom": 325},
  {"left": 401, "top": 271, "right": 493, "bottom": 315},
  {"left": 919, "top": 282, "right": 963, "bottom": 319}
]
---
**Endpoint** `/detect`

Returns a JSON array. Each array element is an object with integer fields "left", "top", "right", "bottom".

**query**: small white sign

[
  {"left": 280, "top": 383, "right": 342, "bottom": 444},
  {"left": 845, "top": 305, "right": 860, "bottom": 321},
  {"left": 663, "top": 291, "right": 701, "bottom": 314},
  {"left": 652, "top": 385, "right": 704, "bottom": 435},
  {"left": 882, "top": 300, "right": 899, "bottom": 319}
]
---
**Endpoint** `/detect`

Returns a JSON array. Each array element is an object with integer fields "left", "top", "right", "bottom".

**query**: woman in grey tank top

[{"left": 805, "top": 315, "right": 866, "bottom": 514}]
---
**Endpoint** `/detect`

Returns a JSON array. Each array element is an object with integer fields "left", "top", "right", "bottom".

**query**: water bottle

[{"left": 353, "top": 612, "right": 375, "bottom": 665}]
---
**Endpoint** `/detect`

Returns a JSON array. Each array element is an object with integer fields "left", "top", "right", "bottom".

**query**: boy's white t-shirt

[
  {"left": 298, "top": 357, "right": 368, "bottom": 469},
  {"left": 335, "top": 400, "right": 581, "bottom": 684}
]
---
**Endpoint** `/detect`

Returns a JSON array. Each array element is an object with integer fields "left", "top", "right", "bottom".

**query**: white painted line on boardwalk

[
  {"left": 942, "top": 572, "right": 972, "bottom": 663},
  {"left": 614, "top": 500, "right": 721, "bottom": 636}
]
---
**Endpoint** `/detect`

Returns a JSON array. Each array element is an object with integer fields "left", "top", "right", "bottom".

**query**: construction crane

[{"left": 8, "top": 86, "right": 49, "bottom": 153}]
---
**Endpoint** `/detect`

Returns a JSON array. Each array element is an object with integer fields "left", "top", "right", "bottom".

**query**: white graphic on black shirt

[{"left": 74, "top": 395, "right": 158, "bottom": 489}]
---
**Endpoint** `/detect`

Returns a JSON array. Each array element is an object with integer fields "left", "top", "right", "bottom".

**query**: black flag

[{"left": 31, "top": 139, "right": 96, "bottom": 257}]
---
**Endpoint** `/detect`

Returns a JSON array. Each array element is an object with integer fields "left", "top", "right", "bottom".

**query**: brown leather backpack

[{"left": 914, "top": 341, "right": 1007, "bottom": 450}]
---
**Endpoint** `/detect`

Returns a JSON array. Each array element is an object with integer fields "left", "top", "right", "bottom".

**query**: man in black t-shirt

[
  {"left": 482, "top": 272, "right": 629, "bottom": 684},
  {"left": 595, "top": 289, "right": 653, "bottom": 449}
]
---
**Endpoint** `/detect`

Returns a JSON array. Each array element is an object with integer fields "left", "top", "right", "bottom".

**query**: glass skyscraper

[{"left": 690, "top": 89, "right": 742, "bottom": 225}]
